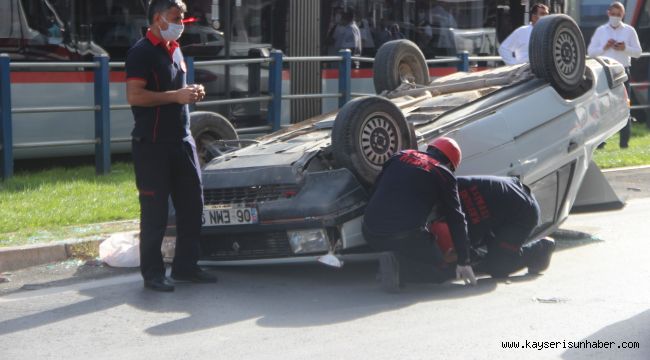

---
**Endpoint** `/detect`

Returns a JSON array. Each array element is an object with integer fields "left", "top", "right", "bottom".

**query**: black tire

[
  {"left": 373, "top": 40, "right": 430, "bottom": 94},
  {"left": 529, "top": 14, "right": 586, "bottom": 96},
  {"left": 189, "top": 111, "right": 238, "bottom": 167},
  {"left": 331, "top": 96, "right": 415, "bottom": 186}
]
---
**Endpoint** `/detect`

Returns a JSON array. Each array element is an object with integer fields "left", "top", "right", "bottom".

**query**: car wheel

[
  {"left": 332, "top": 96, "right": 415, "bottom": 186},
  {"left": 373, "top": 40, "right": 430, "bottom": 94},
  {"left": 529, "top": 14, "right": 586, "bottom": 95},
  {"left": 190, "top": 111, "right": 238, "bottom": 167}
]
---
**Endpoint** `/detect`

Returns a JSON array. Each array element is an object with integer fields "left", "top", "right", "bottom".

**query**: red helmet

[
  {"left": 427, "top": 137, "right": 462, "bottom": 171},
  {"left": 428, "top": 220, "right": 453, "bottom": 254}
]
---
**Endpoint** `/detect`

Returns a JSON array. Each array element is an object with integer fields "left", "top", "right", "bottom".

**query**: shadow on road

[
  {"left": 0, "top": 225, "right": 605, "bottom": 338},
  {"left": 561, "top": 309, "right": 650, "bottom": 359},
  {"left": 0, "top": 262, "right": 504, "bottom": 337}
]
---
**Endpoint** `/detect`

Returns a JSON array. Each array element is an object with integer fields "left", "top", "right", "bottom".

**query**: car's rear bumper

[{"left": 198, "top": 252, "right": 380, "bottom": 266}]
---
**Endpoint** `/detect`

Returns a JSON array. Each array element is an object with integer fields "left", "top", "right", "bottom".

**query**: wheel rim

[
  {"left": 553, "top": 27, "right": 580, "bottom": 82},
  {"left": 359, "top": 112, "right": 402, "bottom": 168}
]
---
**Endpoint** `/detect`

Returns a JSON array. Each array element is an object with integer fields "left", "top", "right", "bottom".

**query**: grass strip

[
  {"left": 594, "top": 123, "right": 650, "bottom": 169},
  {"left": 0, "top": 162, "right": 139, "bottom": 247}
]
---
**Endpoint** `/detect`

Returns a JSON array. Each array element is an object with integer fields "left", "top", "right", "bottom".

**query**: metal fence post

[
  {"left": 94, "top": 55, "right": 110, "bottom": 175},
  {"left": 185, "top": 56, "right": 195, "bottom": 112},
  {"left": 338, "top": 49, "right": 352, "bottom": 108},
  {"left": 0, "top": 54, "right": 13, "bottom": 180},
  {"left": 248, "top": 48, "right": 265, "bottom": 119},
  {"left": 268, "top": 50, "right": 283, "bottom": 131},
  {"left": 457, "top": 51, "right": 470, "bottom": 72}
]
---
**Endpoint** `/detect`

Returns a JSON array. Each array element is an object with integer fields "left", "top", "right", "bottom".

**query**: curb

[
  {"left": 0, "top": 239, "right": 102, "bottom": 273},
  {"left": 602, "top": 164, "right": 650, "bottom": 173},
  {"left": 1, "top": 166, "right": 649, "bottom": 273}
]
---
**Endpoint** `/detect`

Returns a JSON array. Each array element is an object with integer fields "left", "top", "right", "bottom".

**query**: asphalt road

[{"left": 1, "top": 195, "right": 649, "bottom": 359}]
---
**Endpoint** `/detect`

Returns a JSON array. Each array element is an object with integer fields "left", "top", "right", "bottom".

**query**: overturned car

[{"left": 165, "top": 15, "right": 629, "bottom": 265}]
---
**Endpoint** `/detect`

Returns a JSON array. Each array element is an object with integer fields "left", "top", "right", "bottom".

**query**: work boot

[
  {"left": 144, "top": 275, "right": 175, "bottom": 292},
  {"left": 171, "top": 268, "right": 218, "bottom": 284},
  {"left": 525, "top": 237, "right": 556, "bottom": 274},
  {"left": 378, "top": 252, "right": 402, "bottom": 293}
]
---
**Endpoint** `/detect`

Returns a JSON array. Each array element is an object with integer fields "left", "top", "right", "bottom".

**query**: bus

[{"left": 2, "top": 0, "right": 566, "bottom": 160}]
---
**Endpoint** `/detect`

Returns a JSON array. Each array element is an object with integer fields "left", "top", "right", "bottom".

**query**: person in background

[
  {"left": 498, "top": 3, "right": 549, "bottom": 65},
  {"left": 359, "top": 18, "right": 376, "bottom": 57},
  {"left": 328, "top": 7, "right": 361, "bottom": 56},
  {"left": 377, "top": 19, "right": 404, "bottom": 47},
  {"left": 588, "top": 1, "right": 642, "bottom": 148}
]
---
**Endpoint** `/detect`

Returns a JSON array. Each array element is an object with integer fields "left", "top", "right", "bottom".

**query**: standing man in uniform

[
  {"left": 588, "top": 2, "right": 642, "bottom": 148},
  {"left": 126, "top": 0, "right": 217, "bottom": 292},
  {"left": 429, "top": 176, "right": 556, "bottom": 278},
  {"left": 498, "top": 3, "right": 549, "bottom": 65},
  {"left": 362, "top": 137, "right": 476, "bottom": 292}
]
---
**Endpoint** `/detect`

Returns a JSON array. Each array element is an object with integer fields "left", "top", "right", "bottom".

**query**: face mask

[
  {"left": 609, "top": 16, "right": 622, "bottom": 28},
  {"left": 160, "top": 16, "right": 184, "bottom": 41}
]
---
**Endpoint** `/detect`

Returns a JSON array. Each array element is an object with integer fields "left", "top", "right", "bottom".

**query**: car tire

[
  {"left": 373, "top": 40, "right": 430, "bottom": 94},
  {"left": 529, "top": 14, "right": 586, "bottom": 95},
  {"left": 331, "top": 96, "right": 415, "bottom": 186},
  {"left": 190, "top": 111, "right": 238, "bottom": 167}
]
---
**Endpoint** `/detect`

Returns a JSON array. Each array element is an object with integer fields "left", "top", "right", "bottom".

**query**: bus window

[
  {"left": 321, "top": 0, "right": 498, "bottom": 59},
  {"left": 20, "top": 0, "right": 69, "bottom": 45},
  {"left": 88, "top": 0, "right": 148, "bottom": 61},
  {"left": 1, "top": 0, "right": 73, "bottom": 61},
  {"left": 0, "top": 0, "right": 40, "bottom": 58},
  {"left": 227, "top": 0, "right": 273, "bottom": 56},
  {"left": 1, "top": 1, "right": 37, "bottom": 38}
]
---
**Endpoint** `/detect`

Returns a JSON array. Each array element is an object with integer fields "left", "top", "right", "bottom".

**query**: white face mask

[
  {"left": 160, "top": 16, "right": 184, "bottom": 41},
  {"left": 609, "top": 16, "right": 622, "bottom": 28}
]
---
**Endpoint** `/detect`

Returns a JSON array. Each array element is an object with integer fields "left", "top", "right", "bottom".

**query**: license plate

[{"left": 202, "top": 205, "right": 258, "bottom": 226}]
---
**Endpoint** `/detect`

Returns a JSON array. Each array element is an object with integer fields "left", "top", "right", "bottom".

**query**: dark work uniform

[
  {"left": 457, "top": 175, "right": 540, "bottom": 277},
  {"left": 363, "top": 150, "right": 470, "bottom": 283},
  {"left": 126, "top": 31, "right": 203, "bottom": 280}
]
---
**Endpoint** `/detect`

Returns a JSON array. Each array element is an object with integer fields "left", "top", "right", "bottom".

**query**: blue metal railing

[
  {"left": 0, "top": 50, "right": 525, "bottom": 180},
  {"left": 0, "top": 55, "right": 111, "bottom": 180}
]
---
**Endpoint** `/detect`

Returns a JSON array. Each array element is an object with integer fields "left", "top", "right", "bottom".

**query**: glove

[{"left": 456, "top": 264, "right": 477, "bottom": 286}]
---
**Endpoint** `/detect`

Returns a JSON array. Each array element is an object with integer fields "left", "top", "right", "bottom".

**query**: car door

[
  {"left": 503, "top": 85, "right": 586, "bottom": 184},
  {"left": 446, "top": 111, "right": 519, "bottom": 177}
]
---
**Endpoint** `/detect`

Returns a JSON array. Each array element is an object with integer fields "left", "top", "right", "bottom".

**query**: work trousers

[
  {"left": 480, "top": 204, "right": 540, "bottom": 278},
  {"left": 362, "top": 224, "right": 452, "bottom": 283},
  {"left": 132, "top": 139, "right": 203, "bottom": 280}
]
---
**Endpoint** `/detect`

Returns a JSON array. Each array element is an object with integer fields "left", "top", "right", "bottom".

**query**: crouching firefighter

[
  {"left": 429, "top": 175, "right": 556, "bottom": 278},
  {"left": 362, "top": 137, "right": 476, "bottom": 292}
]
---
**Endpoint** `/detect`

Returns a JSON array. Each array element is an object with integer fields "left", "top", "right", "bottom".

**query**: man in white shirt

[
  {"left": 498, "top": 3, "right": 549, "bottom": 65},
  {"left": 588, "top": 2, "right": 642, "bottom": 148}
]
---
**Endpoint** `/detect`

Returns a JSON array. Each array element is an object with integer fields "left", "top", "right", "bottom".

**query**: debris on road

[{"left": 534, "top": 297, "right": 569, "bottom": 304}]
